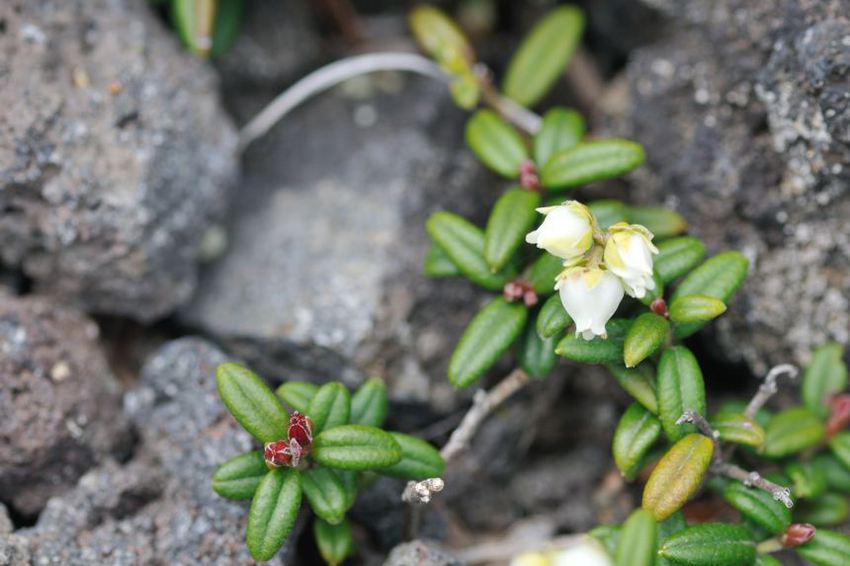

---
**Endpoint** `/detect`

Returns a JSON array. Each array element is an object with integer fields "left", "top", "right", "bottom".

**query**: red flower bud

[
  {"left": 518, "top": 160, "right": 541, "bottom": 191},
  {"left": 522, "top": 289, "right": 538, "bottom": 308},
  {"left": 782, "top": 523, "right": 816, "bottom": 547},
  {"left": 264, "top": 440, "right": 299, "bottom": 468},
  {"left": 288, "top": 411, "right": 314, "bottom": 451},
  {"left": 503, "top": 280, "right": 538, "bottom": 308},
  {"left": 650, "top": 298, "right": 669, "bottom": 318},
  {"left": 826, "top": 394, "right": 850, "bottom": 438}
]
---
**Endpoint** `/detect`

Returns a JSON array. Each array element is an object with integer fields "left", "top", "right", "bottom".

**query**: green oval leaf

[
  {"left": 709, "top": 412, "right": 765, "bottom": 448},
  {"left": 519, "top": 318, "right": 559, "bottom": 378},
  {"left": 312, "top": 425, "right": 402, "bottom": 471},
  {"left": 212, "top": 451, "right": 267, "bottom": 501},
  {"left": 761, "top": 407, "right": 825, "bottom": 458},
  {"left": 541, "top": 139, "right": 645, "bottom": 190},
  {"left": 671, "top": 252, "right": 749, "bottom": 338},
  {"left": 536, "top": 293, "right": 572, "bottom": 339},
  {"left": 423, "top": 244, "right": 461, "bottom": 278},
  {"left": 607, "top": 363, "right": 658, "bottom": 414},
  {"left": 626, "top": 206, "right": 687, "bottom": 239},
  {"left": 556, "top": 319, "right": 630, "bottom": 365},
  {"left": 426, "top": 211, "right": 515, "bottom": 290},
  {"left": 308, "top": 382, "right": 351, "bottom": 434},
  {"left": 802, "top": 343, "right": 848, "bottom": 419},
  {"left": 449, "top": 297, "right": 528, "bottom": 388},
  {"left": 314, "top": 518, "right": 354, "bottom": 566},
  {"left": 829, "top": 431, "right": 850, "bottom": 469},
  {"left": 171, "top": 0, "right": 244, "bottom": 58},
  {"left": 216, "top": 363, "right": 289, "bottom": 444},
  {"left": 613, "top": 403, "right": 662, "bottom": 480},
  {"left": 669, "top": 295, "right": 727, "bottom": 325},
  {"left": 657, "top": 346, "right": 706, "bottom": 442},
  {"left": 246, "top": 468, "right": 302, "bottom": 562},
  {"left": 334, "top": 469, "right": 358, "bottom": 510},
  {"left": 484, "top": 188, "right": 541, "bottom": 271},
  {"left": 409, "top": 5, "right": 473, "bottom": 63},
  {"left": 615, "top": 509, "right": 656, "bottom": 566},
  {"left": 654, "top": 237, "right": 706, "bottom": 285},
  {"left": 301, "top": 467, "right": 348, "bottom": 525},
  {"left": 813, "top": 453, "right": 850, "bottom": 492},
  {"left": 624, "top": 313, "right": 669, "bottom": 368},
  {"left": 796, "top": 528, "right": 850, "bottom": 566},
  {"left": 642, "top": 433, "right": 714, "bottom": 521},
  {"left": 528, "top": 252, "right": 565, "bottom": 295},
  {"left": 533, "top": 108, "right": 585, "bottom": 166},
  {"left": 380, "top": 432, "right": 446, "bottom": 480},
  {"left": 658, "top": 523, "right": 755, "bottom": 566},
  {"left": 657, "top": 512, "right": 688, "bottom": 566},
  {"left": 794, "top": 492, "right": 850, "bottom": 526},
  {"left": 786, "top": 461, "right": 828, "bottom": 500},
  {"left": 276, "top": 381, "right": 319, "bottom": 414},
  {"left": 723, "top": 482, "right": 791, "bottom": 534},
  {"left": 350, "top": 377, "right": 388, "bottom": 428},
  {"left": 502, "top": 6, "right": 584, "bottom": 107},
  {"left": 589, "top": 199, "right": 629, "bottom": 230},
  {"left": 465, "top": 109, "right": 529, "bottom": 178}
]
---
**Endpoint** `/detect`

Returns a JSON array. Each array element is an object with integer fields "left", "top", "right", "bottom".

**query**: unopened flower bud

[
  {"left": 518, "top": 160, "right": 541, "bottom": 191},
  {"left": 826, "top": 394, "right": 850, "bottom": 438},
  {"left": 556, "top": 267, "right": 624, "bottom": 340},
  {"left": 603, "top": 223, "right": 658, "bottom": 299},
  {"left": 650, "top": 298, "right": 669, "bottom": 318},
  {"left": 503, "top": 280, "right": 538, "bottom": 307},
  {"left": 288, "top": 411, "right": 314, "bottom": 452},
  {"left": 526, "top": 201, "right": 595, "bottom": 260},
  {"left": 264, "top": 439, "right": 303, "bottom": 468},
  {"left": 782, "top": 523, "right": 816, "bottom": 547}
]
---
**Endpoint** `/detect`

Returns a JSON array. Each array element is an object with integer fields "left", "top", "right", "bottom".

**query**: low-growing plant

[{"left": 212, "top": 4, "right": 850, "bottom": 564}]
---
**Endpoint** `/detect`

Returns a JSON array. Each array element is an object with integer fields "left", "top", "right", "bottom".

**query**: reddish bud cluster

[
  {"left": 264, "top": 412, "right": 314, "bottom": 469},
  {"left": 650, "top": 298, "right": 669, "bottom": 318},
  {"left": 826, "top": 394, "right": 850, "bottom": 438},
  {"left": 518, "top": 160, "right": 541, "bottom": 191},
  {"left": 503, "top": 280, "right": 538, "bottom": 307},
  {"left": 782, "top": 523, "right": 816, "bottom": 547}
]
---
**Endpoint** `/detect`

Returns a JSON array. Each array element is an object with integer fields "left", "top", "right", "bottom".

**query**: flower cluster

[
  {"left": 526, "top": 201, "right": 658, "bottom": 340},
  {"left": 264, "top": 412, "right": 314, "bottom": 468}
]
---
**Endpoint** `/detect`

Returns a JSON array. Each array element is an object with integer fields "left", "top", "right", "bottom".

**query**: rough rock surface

[
  {"left": 620, "top": 0, "right": 850, "bottom": 373},
  {"left": 182, "top": 74, "right": 498, "bottom": 411},
  {"left": 0, "top": 293, "right": 131, "bottom": 517},
  {"left": 5, "top": 337, "right": 296, "bottom": 565},
  {"left": 0, "top": 0, "right": 238, "bottom": 321},
  {"left": 383, "top": 540, "right": 463, "bottom": 566}
]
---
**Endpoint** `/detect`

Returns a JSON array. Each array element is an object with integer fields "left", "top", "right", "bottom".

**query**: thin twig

[
  {"left": 474, "top": 64, "right": 542, "bottom": 135},
  {"left": 745, "top": 364, "right": 799, "bottom": 419}
]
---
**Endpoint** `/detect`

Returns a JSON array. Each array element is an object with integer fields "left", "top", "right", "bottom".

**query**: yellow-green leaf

[
  {"left": 465, "top": 109, "right": 529, "bottom": 178},
  {"left": 669, "top": 295, "right": 727, "bottom": 325},
  {"left": 409, "top": 5, "right": 473, "bottom": 63},
  {"left": 642, "top": 433, "right": 714, "bottom": 521},
  {"left": 624, "top": 313, "right": 669, "bottom": 368},
  {"left": 709, "top": 412, "right": 764, "bottom": 448}
]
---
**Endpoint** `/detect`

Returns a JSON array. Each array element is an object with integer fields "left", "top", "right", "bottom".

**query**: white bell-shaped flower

[
  {"left": 603, "top": 223, "right": 659, "bottom": 299},
  {"left": 525, "top": 201, "right": 595, "bottom": 261},
  {"left": 556, "top": 267, "right": 624, "bottom": 340}
]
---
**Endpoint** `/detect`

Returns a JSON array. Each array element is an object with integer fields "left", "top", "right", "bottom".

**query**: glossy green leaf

[
  {"left": 276, "top": 381, "right": 318, "bottom": 414},
  {"left": 312, "top": 425, "right": 402, "bottom": 471},
  {"left": 626, "top": 207, "right": 687, "bottom": 239},
  {"left": 671, "top": 252, "right": 749, "bottom": 338},
  {"left": 642, "top": 433, "right": 713, "bottom": 521},
  {"left": 589, "top": 199, "right": 629, "bottom": 230},
  {"left": 794, "top": 492, "right": 850, "bottom": 526},
  {"left": 246, "top": 468, "right": 302, "bottom": 562},
  {"left": 216, "top": 363, "right": 289, "bottom": 444},
  {"left": 802, "top": 343, "right": 848, "bottom": 418},
  {"left": 613, "top": 403, "right": 662, "bottom": 480},
  {"left": 380, "top": 432, "right": 446, "bottom": 480},
  {"left": 308, "top": 382, "right": 351, "bottom": 434},
  {"left": 528, "top": 252, "right": 565, "bottom": 295},
  {"left": 536, "top": 293, "right": 571, "bottom": 339},
  {"left": 615, "top": 509, "right": 656, "bottom": 566},
  {"left": 314, "top": 518, "right": 354, "bottom": 566},
  {"left": 761, "top": 407, "right": 825, "bottom": 458},
  {"left": 484, "top": 188, "right": 541, "bottom": 271},
  {"left": 334, "top": 470, "right": 358, "bottom": 511},
  {"left": 556, "top": 319, "right": 630, "bottom": 365},
  {"left": 423, "top": 244, "right": 461, "bottom": 278},
  {"left": 465, "top": 109, "right": 528, "bottom": 178},
  {"left": 796, "top": 529, "right": 850, "bottom": 566},
  {"left": 448, "top": 71, "right": 480, "bottom": 110},
  {"left": 624, "top": 313, "right": 669, "bottom": 368},
  {"left": 519, "top": 318, "right": 559, "bottom": 378},
  {"left": 449, "top": 297, "right": 528, "bottom": 388},
  {"left": 409, "top": 5, "right": 473, "bottom": 63},
  {"left": 656, "top": 512, "right": 688, "bottom": 566},
  {"left": 829, "top": 432, "right": 850, "bottom": 469},
  {"left": 658, "top": 523, "right": 755, "bottom": 566},
  {"left": 502, "top": 6, "right": 583, "bottom": 107},
  {"left": 669, "top": 295, "right": 727, "bottom": 325},
  {"left": 786, "top": 461, "right": 828, "bottom": 500},
  {"left": 541, "top": 139, "right": 645, "bottom": 190},
  {"left": 657, "top": 346, "right": 706, "bottom": 442},
  {"left": 653, "top": 237, "right": 706, "bottom": 285},
  {"left": 533, "top": 108, "right": 585, "bottom": 166},
  {"left": 426, "top": 211, "right": 515, "bottom": 290},
  {"left": 813, "top": 453, "right": 850, "bottom": 492},
  {"left": 212, "top": 451, "right": 267, "bottom": 501},
  {"left": 607, "top": 363, "right": 658, "bottom": 414},
  {"left": 709, "top": 412, "right": 764, "bottom": 448},
  {"left": 350, "top": 377, "right": 388, "bottom": 428},
  {"left": 301, "top": 467, "right": 348, "bottom": 525},
  {"left": 723, "top": 482, "right": 791, "bottom": 534}
]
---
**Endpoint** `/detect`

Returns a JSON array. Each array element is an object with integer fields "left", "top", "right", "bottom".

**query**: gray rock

[
  {"left": 182, "top": 74, "right": 498, "bottom": 411},
  {"left": 621, "top": 0, "right": 850, "bottom": 372},
  {"left": 0, "top": 0, "right": 238, "bottom": 321},
  {"left": 0, "top": 504, "right": 12, "bottom": 537},
  {"left": 384, "top": 540, "right": 463, "bottom": 566},
  {"left": 0, "top": 293, "right": 131, "bottom": 518}
]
